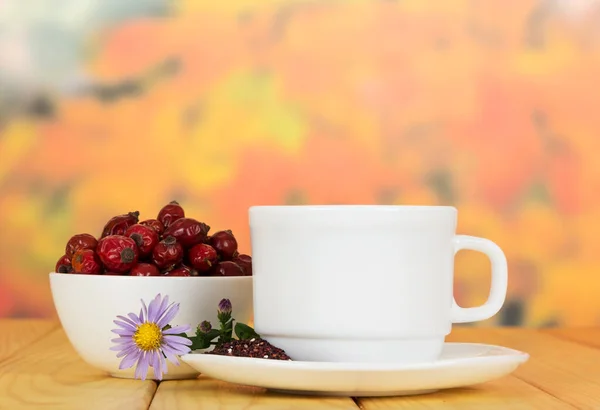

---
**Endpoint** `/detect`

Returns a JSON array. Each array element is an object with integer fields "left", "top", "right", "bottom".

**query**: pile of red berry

[{"left": 54, "top": 201, "right": 251, "bottom": 277}]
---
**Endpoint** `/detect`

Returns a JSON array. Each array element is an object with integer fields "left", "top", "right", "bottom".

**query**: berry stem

[{"left": 121, "top": 248, "right": 135, "bottom": 263}]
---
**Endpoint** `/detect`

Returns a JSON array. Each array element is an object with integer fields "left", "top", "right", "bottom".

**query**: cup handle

[{"left": 451, "top": 235, "right": 508, "bottom": 323}]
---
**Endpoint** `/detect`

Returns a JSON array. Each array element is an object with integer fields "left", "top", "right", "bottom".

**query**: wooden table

[{"left": 0, "top": 320, "right": 598, "bottom": 409}]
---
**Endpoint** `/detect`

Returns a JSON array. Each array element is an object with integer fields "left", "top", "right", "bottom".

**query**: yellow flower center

[{"left": 133, "top": 322, "right": 162, "bottom": 351}]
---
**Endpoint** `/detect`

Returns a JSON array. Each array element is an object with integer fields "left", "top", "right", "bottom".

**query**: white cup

[{"left": 248, "top": 205, "right": 508, "bottom": 364}]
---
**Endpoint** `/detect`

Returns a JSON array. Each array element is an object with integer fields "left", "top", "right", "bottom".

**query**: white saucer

[{"left": 181, "top": 342, "right": 529, "bottom": 397}]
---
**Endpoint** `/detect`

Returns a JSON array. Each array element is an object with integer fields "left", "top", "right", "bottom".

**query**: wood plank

[
  {"left": 0, "top": 327, "right": 157, "bottom": 410},
  {"left": 150, "top": 377, "right": 359, "bottom": 410},
  {"left": 0, "top": 319, "right": 59, "bottom": 362},
  {"left": 443, "top": 327, "right": 600, "bottom": 410},
  {"left": 542, "top": 328, "right": 600, "bottom": 349},
  {"left": 358, "top": 375, "right": 572, "bottom": 409}
]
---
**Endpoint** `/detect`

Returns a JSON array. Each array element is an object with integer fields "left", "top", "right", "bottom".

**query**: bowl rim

[{"left": 49, "top": 272, "right": 252, "bottom": 280}]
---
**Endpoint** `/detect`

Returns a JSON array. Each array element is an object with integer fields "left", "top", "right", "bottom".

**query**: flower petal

[
  {"left": 160, "top": 350, "right": 168, "bottom": 374},
  {"left": 113, "top": 320, "right": 136, "bottom": 332},
  {"left": 135, "top": 351, "right": 150, "bottom": 380},
  {"left": 111, "top": 337, "right": 134, "bottom": 344},
  {"left": 164, "top": 335, "right": 193, "bottom": 346},
  {"left": 115, "top": 344, "right": 139, "bottom": 358},
  {"left": 162, "top": 325, "right": 191, "bottom": 335},
  {"left": 163, "top": 338, "right": 192, "bottom": 356},
  {"left": 156, "top": 303, "right": 180, "bottom": 328},
  {"left": 151, "top": 351, "right": 163, "bottom": 380},
  {"left": 158, "top": 295, "right": 169, "bottom": 319},
  {"left": 111, "top": 328, "right": 135, "bottom": 337},
  {"left": 119, "top": 350, "right": 140, "bottom": 369},
  {"left": 164, "top": 342, "right": 192, "bottom": 355},
  {"left": 147, "top": 294, "right": 162, "bottom": 323},
  {"left": 110, "top": 342, "right": 134, "bottom": 351},
  {"left": 127, "top": 312, "right": 142, "bottom": 325},
  {"left": 117, "top": 315, "right": 138, "bottom": 327},
  {"left": 110, "top": 341, "right": 136, "bottom": 352},
  {"left": 161, "top": 344, "right": 181, "bottom": 365},
  {"left": 140, "top": 299, "right": 149, "bottom": 323}
]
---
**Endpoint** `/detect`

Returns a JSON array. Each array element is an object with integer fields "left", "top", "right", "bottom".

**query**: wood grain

[
  {"left": 1, "top": 323, "right": 598, "bottom": 409},
  {"left": 150, "top": 377, "right": 359, "bottom": 410},
  {"left": 0, "top": 319, "right": 59, "bottom": 362},
  {"left": 542, "top": 328, "right": 600, "bottom": 349},
  {"left": 445, "top": 327, "right": 600, "bottom": 409},
  {"left": 358, "top": 374, "right": 572, "bottom": 409},
  {"left": 0, "top": 327, "right": 157, "bottom": 410}
]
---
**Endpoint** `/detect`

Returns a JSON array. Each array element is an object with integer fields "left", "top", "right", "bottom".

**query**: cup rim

[{"left": 249, "top": 205, "right": 457, "bottom": 213}]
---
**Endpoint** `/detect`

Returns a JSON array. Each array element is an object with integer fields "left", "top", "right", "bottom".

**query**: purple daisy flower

[{"left": 110, "top": 293, "right": 192, "bottom": 381}]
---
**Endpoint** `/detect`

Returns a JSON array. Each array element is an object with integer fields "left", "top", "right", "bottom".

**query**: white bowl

[{"left": 49, "top": 272, "right": 253, "bottom": 380}]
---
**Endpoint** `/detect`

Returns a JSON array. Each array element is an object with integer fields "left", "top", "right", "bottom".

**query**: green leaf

[
  {"left": 189, "top": 336, "right": 210, "bottom": 351},
  {"left": 203, "top": 329, "right": 221, "bottom": 341},
  {"left": 190, "top": 329, "right": 221, "bottom": 351},
  {"left": 234, "top": 322, "right": 260, "bottom": 340}
]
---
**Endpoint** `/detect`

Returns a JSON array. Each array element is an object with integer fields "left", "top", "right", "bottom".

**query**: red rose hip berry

[
  {"left": 157, "top": 201, "right": 185, "bottom": 229},
  {"left": 232, "top": 254, "right": 252, "bottom": 276},
  {"left": 55, "top": 254, "right": 73, "bottom": 273},
  {"left": 209, "top": 230, "right": 238, "bottom": 260},
  {"left": 152, "top": 236, "right": 184, "bottom": 270},
  {"left": 97, "top": 235, "right": 139, "bottom": 273},
  {"left": 140, "top": 219, "right": 164, "bottom": 235},
  {"left": 72, "top": 249, "right": 103, "bottom": 274},
  {"left": 163, "top": 217, "right": 210, "bottom": 248},
  {"left": 164, "top": 266, "right": 192, "bottom": 277},
  {"left": 101, "top": 211, "right": 140, "bottom": 237},
  {"left": 65, "top": 233, "right": 98, "bottom": 258},
  {"left": 210, "top": 261, "right": 245, "bottom": 277},
  {"left": 188, "top": 243, "right": 218, "bottom": 273},
  {"left": 129, "top": 263, "right": 161, "bottom": 276},
  {"left": 125, "top": 224, "right": 159, "bottom": 258}
]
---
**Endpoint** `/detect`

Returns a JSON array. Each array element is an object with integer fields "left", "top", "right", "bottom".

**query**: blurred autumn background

[{"left": 0, "top": 0, "right": 597, "bottom": 326}]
